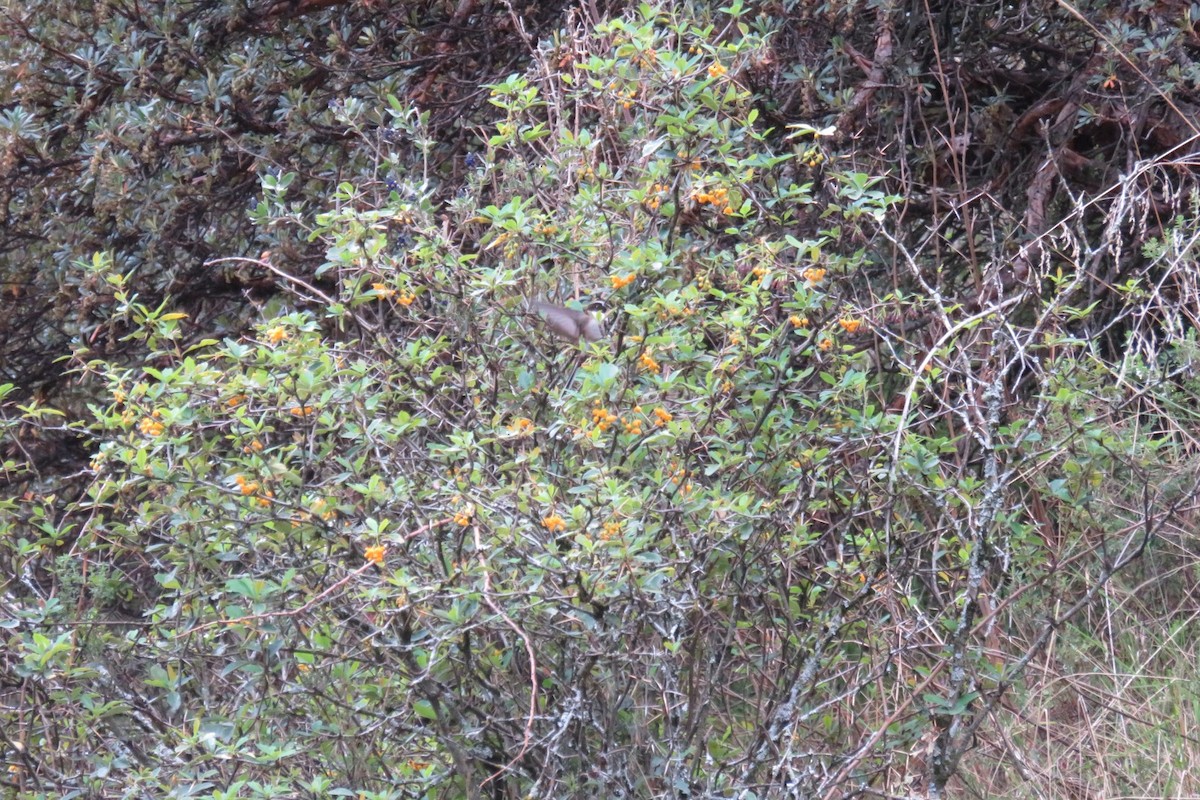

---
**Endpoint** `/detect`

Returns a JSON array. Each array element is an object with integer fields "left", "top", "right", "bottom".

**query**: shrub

[{"left": 5, "top": 2, "right": 1200, "bottom": 798}]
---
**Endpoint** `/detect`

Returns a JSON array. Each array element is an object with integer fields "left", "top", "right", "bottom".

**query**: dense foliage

[{"left": 4, "top": 1, "right": 1200, "bottom": 798}]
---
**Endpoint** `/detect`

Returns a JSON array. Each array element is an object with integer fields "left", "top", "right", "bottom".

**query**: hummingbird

[{"left": 529, "top": 300, "right": 604, "bottom": 344}]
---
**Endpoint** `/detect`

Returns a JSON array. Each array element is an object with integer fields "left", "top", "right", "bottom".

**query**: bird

[{"left": 529, "top": 300, "right": 604, "bottom": 344}]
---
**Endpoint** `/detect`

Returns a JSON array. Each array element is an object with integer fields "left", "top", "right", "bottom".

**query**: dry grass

[{"left": 947, "top": 511, "right": 1200, "bottom": 799}]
